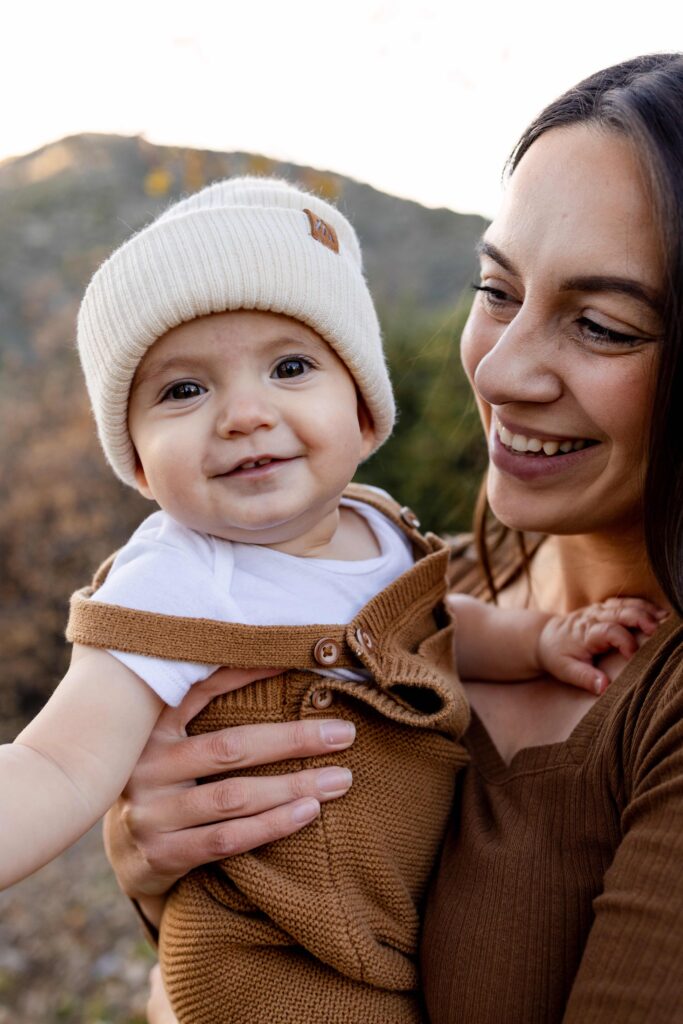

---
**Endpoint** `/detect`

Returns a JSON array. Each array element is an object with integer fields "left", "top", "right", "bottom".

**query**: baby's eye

[
  {"left": 162, "top": 381, "right": 206, "bottom": 401},
  {"left": 272, "top": 357, "right": 312, "bottom": 379}
]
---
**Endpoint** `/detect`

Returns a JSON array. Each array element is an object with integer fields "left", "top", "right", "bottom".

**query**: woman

[{"left": 106, "top": 53, "right": 683, "bottom": 1021}]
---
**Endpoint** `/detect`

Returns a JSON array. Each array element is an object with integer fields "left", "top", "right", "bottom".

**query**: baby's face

[{"left": 128, "top": 310, "right": 375, "bottom": 550}]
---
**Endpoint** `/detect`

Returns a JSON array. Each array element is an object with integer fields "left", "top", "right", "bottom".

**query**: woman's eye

[
  {"left": 163, "top": 381, "right": 206, "bottom": 401},
  {"left": 577, "top": 317, "right": 643, "bottom": 346},
  {"left": 472, "top": 283, "right": 519, "bottom": 311},
  {"left": 273, "top": 357, "right": 312, "bottom": 379}
]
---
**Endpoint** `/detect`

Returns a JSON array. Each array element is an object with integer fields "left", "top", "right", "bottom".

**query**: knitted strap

[
  {"left": 343, "top": 483, "right": 438, "bottom": 556},
  {"left": 67, "top": 595, "right": 361, "bottom": 669},
  {"left": 66, "top": 485, "right": 448, "bottom": 669}
]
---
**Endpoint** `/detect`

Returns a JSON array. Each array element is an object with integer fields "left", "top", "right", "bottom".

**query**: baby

[{"left": 1, "top": 178, "right": 661, "bottom": 1024}]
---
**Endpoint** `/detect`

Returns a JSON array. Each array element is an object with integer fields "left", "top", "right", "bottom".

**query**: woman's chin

[
  {"left": 486, "top": 469, "right": 641, "bottom": 538},
  {"left": 487, "top": 486, "right": 579, "bottom": 537}
]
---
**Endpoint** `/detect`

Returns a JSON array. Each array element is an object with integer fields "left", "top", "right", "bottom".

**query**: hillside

[
  {"left": 0, "top": 133, "right": 486, "bottom": 356},
  {"left": 0, "top": 133, "right": 488, "bottom": 739},
  {"left": 0, "top": 138, "right": 488, "bottom": 1022}
]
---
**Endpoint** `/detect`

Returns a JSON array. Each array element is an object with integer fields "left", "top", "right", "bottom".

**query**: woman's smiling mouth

[
  {"left": 491, "top": 416, "right": 601, "bottom": 481},
  {"left": 494, "top": 416, "right": 598, "bottom": 457}
]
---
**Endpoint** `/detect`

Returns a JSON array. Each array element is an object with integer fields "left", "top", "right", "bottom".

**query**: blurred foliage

[
  {"left": 0, "top": 301, "right": 485, "bottom": 738},
  {"left": 0, "top": 135, "right": 488, "bottom": 739},
  {"left": 358, "top": 300, "right": 486, "bottom": 535},
  {"left": 0, "top": 344, "right": 150, "bottom": 740},
  {"left": 0, "top": 136, "right": 490, "bottom": 1022},
  {"left": 0, "top": 134, "right": 486, "bottom": 358}
]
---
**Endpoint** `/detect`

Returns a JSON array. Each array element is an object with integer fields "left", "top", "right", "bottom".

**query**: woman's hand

[{"left": 103, "top": 667, "right": 355, "bottom": 917}]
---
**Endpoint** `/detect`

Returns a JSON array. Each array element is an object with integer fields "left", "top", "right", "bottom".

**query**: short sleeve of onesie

[
  {"left": 94, "top": 501, "right": 413, "bottom": 707},
  {"left": 94, "top": 512, "right": 238, "bottom": 705}
]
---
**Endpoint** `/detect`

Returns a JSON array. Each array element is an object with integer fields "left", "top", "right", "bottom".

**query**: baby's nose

[{"left": 214, "top": 389, "right": 278, "bottom": 437}]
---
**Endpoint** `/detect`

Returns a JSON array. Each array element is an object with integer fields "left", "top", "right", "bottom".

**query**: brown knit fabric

[
  {"left": 67, "top": 486, "right": 470, "bottom": 1024},
  {"left": 421, "top": 535, "right": 683, "bottom": 1024}
]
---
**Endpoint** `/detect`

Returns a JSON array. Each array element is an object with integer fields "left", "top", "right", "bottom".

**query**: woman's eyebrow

[
  {"left": 476, "top": 239, "right": 661, "bottom": 313},
  {"left": 559, "top": 275, "right": 662, "bottom": 312},
  {"left": 475, "top": 239, "right": 519, "bottom": 275}
]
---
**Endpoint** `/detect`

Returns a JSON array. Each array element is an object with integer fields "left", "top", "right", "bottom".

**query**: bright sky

[{"left": 3, "top": 1, "right": 682, "bottom": 217}]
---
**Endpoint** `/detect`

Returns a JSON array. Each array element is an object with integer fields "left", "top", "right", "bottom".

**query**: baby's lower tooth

[{"left": 542, "top": 441, "right": 560, "bottom": 456}]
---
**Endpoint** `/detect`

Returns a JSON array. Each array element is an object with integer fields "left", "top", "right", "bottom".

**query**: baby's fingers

[
  {"left": 585, "top": 621, "right": 639, "bottom": 659},
  {"left": 598, "top": 598, "right": 667, "bottom": 635},
  {"left": 551, "top": 655, "right": 608, "bottom": 695}
]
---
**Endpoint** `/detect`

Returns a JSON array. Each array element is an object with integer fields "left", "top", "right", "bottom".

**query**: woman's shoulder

[{"left": 617, "top": 615, "right": 683, "bottom": 759}]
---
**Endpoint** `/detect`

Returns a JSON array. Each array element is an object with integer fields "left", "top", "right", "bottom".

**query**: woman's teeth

[{"left": 497, "top": 421, "right": 589, "bottom": 456}]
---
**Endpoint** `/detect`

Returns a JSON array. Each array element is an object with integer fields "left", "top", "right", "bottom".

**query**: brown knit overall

[{"left": 67, "top": 485, "right": 470, "bottom": 1024}]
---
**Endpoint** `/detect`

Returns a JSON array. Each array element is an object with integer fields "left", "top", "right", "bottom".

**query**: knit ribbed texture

[
  {"left": 421, "top": 536, "right": 683, "bottom": 1024},
  {"left": 77, "top": 178, "right": 395, "bottom": 486},
  {"left": 69, "top": 486, "right": 469, "bottom": 1023}
]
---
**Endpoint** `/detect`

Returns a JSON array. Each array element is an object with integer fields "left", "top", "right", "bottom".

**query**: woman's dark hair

[{"left": 475, "top": 53, "right": 683, "bottom": 613}]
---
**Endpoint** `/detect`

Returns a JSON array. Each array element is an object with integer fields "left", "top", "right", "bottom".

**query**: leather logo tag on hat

[{"left": 303, "top": 209, "right": 339, "bottom": 253}]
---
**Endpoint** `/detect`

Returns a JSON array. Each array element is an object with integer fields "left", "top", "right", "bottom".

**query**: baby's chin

[{"left": 186, "top": 509, "right": 344, "bottom": 558}]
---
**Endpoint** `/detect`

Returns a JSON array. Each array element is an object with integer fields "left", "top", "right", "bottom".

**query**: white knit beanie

[{"left": 77, "top": 176, "right": 395, "bottom": 486}]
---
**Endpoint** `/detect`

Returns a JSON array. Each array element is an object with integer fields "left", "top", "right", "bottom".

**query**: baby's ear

[
  {"left": 357, "top": 395, "right": 377, "bottom": 459},
  {"left": 133, "top": 459, "right": 155, "bottom": 501}
]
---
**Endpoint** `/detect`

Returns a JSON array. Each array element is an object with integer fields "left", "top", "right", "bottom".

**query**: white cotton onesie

[{"left": 95, "top": 497, "right": 413, "bottom": 706}]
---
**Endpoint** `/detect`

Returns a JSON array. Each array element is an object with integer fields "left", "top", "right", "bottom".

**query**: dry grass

[{"left": 0, "top": 826, "right": 155, "bottom": 1023}]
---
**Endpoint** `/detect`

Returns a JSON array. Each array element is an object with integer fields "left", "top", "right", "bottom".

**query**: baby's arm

[
  {"left": 450, "top": 594, "right": 665, "bottom": 694},
  {"left": 0, "top": 645, "right": 162, "bottom": 890}
]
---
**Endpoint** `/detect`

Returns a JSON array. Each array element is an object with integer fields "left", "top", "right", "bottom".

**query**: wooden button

[
  {"left": 399, "top": 506, "right": 421, "bottom": 529},
  {"left": 355, "top": 626, "right": 375, "bottom": 653},
  {"left": 313, "top": 637, "right": 341, "bottom": 666},
  {"left": 311, "top": 688, "right": 334, "bottom": 710}
]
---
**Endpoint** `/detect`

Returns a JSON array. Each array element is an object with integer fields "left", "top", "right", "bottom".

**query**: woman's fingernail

[
  {"left": 318, "top": 767, "right": 353, "bottom": 795},
  {"left": 320, "top": 721, "right": 356, "bottom": 746},
  {"left": 594, "top": 675, "right": 606, "bottom": 695},
  {"left": 291, "top": 798, "right": 320, "bottom": 823}
]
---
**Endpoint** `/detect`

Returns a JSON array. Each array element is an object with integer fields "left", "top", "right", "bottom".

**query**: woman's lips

[{"left": 489, "top": 425, "right": 600, "bottom": 481}]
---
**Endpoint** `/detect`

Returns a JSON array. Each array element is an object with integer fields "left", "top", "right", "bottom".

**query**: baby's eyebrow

[{"left": 133, "top": 355, "right": 201, "bottom": 389}]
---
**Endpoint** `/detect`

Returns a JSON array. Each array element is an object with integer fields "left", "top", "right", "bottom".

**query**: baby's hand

[{"left": 538, "top": 598, "right": 667, "bottom": 695}]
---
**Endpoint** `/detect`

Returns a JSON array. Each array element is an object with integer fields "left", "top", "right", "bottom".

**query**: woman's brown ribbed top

[{"left": 420, "top": 538, "right": 683, "bottom": 1023}]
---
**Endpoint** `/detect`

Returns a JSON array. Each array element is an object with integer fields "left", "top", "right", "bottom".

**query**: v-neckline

[{"left": 466, "top": 615, "right": 681, "bottom": 778}]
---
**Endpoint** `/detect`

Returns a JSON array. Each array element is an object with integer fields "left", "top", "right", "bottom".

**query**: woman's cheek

[
  {"left": 459, "top": 310, "right": 478, "bottom": 383},
  {"left": 460, "top": 308, "right": 493, "bottom": 433}
]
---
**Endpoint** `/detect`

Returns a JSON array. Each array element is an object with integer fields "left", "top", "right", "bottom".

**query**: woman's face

[{"left": 461, "top": 124, "right": 664, "bottom": 538}]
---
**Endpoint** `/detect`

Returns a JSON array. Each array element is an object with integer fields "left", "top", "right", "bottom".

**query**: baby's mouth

[
  {"left": 237, "top": 457, "right": 276, "bottom": 471},
  {"left": 221, "top": 455, "right": 295, "bottom": 477},
  {"left": 495, "top": 417, "right": 598, "bottom": 457}
]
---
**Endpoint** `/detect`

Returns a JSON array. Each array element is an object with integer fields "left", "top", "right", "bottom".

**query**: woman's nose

[
  {"left": 214, "top": 387, "right": 278, "bottom": 438},
  {"left": 472, "top": 309, "right": 563, "bottom": 409}
]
